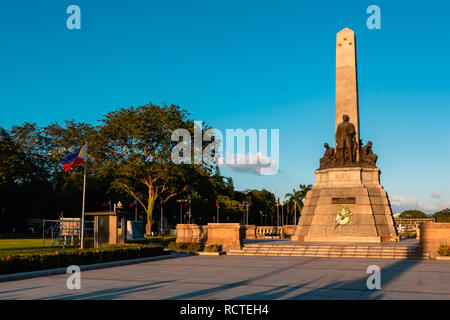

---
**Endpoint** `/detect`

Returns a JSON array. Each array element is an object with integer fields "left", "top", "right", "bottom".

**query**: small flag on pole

[
  {"left": 129, "top": 200, "right": 138, "bottom": 208},
  {"left": 101, "top": 200, "right": 111, "bottom": 207},
  {"left": 60, "top": 144, "right": 87, "bottom": 172},
  {"left": 216, "top": 200, "right": 220, "bottom": 208}
]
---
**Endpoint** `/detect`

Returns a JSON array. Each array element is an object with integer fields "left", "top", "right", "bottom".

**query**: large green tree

[{"left": 94, "top": 103, "right": 213, "bottom": 234}]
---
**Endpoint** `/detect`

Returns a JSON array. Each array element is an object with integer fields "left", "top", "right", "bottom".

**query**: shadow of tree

[
  {"left": 167, "top": 258, "right": 318, "bottom": 300},
  {"left": 167, "top": 257, "right": 426, "bottom": 300},
  {"left": 287, "top": 259, "right": 423, "bottom": 300},
  {"left": 40, "top": 280, "right": 175, "bottom": 300}
]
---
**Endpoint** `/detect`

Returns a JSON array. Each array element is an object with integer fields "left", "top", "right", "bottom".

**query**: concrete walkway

[{"left": 1, "top": 255, "right": 449, "bottom": 300}]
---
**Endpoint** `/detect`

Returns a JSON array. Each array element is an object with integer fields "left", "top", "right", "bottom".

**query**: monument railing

[
  {"left": 255, "top": 226, "right": 283, "bottom": 238},
  {"left": 395, "top": 218, "right": 435, "bottom": 225}
]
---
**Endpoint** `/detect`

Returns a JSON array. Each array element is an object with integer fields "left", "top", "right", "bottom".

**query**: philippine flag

[
  {"left": 129, "top": 200, "right": 138, "bottom": 208},
  {"left": 60, "top": 144, "right": 87, "bottom": 172},
  {"left": 102, "top": 200, "right": 111, "bottom": 207}
]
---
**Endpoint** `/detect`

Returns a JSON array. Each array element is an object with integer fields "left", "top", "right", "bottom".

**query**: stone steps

[{"left": 228, "top": 244, "right": 429, "bottom": 259}]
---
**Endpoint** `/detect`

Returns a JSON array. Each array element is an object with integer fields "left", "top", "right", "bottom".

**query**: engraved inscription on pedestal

[{"left": 332, "top": 197, "right": 356, "bottom": 204}]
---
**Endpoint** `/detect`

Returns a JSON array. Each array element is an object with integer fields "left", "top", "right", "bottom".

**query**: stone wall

[
  {"left": 419, "top": 223, "right": 450, "bottom": 259},
  {"left": 244, "top": 225, "right": 256, "bottom": 239},
  {"left": 176, "top": 224, "right": 207, "bottom": 243},
  {"left": 176, "top": 223, "right": 244, "bottom": 251},
  {"left": 282, "top": 225, "right": 297, "bottom": 237},
  {"left": 205, "top": 223, "right": 244, "bottom": 251}
]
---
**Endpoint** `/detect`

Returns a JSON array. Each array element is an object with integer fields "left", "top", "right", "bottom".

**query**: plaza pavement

[{"left": 1, "top": 255, "right": 450, "bottom": 300}]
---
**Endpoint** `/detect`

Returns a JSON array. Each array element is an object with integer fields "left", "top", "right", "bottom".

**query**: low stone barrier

[
  {"left": 419, "top": 222, "right": 450, "bottom": 259},
  {"left": 206, "top": 223, "right": 244, "bottom": 251},
  {"left": 176, "top": 224, "right": 207, "bottom": 243},
  {"left": 244, "top": 225, "right": 256, "bottom": 239},
  {"left": 282, "top": 225, "right": 297, "bottom": 237},
  {"left": 176, "top": 224, "right": 300, "bottom": 251},
  {"left": 176, "top": 223, "right": 244, "bottom": 251},
  {"left": 255, "top": 226, "right": 297, "bottom": 239}
]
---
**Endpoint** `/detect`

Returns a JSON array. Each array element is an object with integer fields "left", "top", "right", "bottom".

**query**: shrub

[
  {"left": 399, "top": 231, "right": 417, "bottom": 239},
  {"left": 128, "top": 235, "right": 176, "bottom": 248},
  {"left": 439, "top": 245, "right": 449, "bottom": 256},
  {"left": 204, "top": 244, "right": 222, "bottom": 252},
  {"left": 167, "top": 241, "right": 204, "bottom": 252},
  {"left": 0, "top": 244, "right": 165, "bottom": 275}
]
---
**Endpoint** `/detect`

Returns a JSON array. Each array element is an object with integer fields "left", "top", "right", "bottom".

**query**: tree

[
  {"left": 285, "top": 189, "right": 302, "bottom": 225},
  {"left": 95, "top": 103, "right": 213, "bottom": 235},
  {"left": 432, "top": 209, "right": 450, "bottom": 222},
  {"left": 247, "top": 189, "right": 276, "bottom": 225},
  {"left": 299, "top": 184, "right": 312, "bottom": 200},
  {"left": 399, "top": 210, "right": 428, "bottom": 219}
]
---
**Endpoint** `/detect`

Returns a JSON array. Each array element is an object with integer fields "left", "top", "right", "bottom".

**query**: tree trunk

[
  {"left": 145, "top": 221, "right": 152, "bottom": 236},
  {"left": 145, "top": 196, "right": 156, "bottom": 236}
]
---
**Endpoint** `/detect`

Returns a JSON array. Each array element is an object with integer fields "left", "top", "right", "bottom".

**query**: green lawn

[
  {"left": 0, "top": 238, "right": 54, "bottom": 249},
  {"left": 0, "top": 239, "right": 77, "bottom": 255}
]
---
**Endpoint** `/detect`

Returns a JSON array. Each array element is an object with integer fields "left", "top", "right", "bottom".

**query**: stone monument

[{"left": 292, "top": 28, "right": 398, "bottom": 243}]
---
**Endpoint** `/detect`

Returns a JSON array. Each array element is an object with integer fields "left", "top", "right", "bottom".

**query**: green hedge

[
  {"left": 439, "top": 245, "right": 450, "bottom": 256},
  {"left": 167, "top": 242, "right": 204, "bottom": 252},
  {"left": 167, "top": 242, "right": 222, "bottom": 253},
  {"left": 127, "top": 235, "right": 176, "bottom": 248},
  {"left": 204, "top": 244, "right": 222, "bottom": 252},
  {"left": 0, "top": 244, "right": 165, "bottom": 275}
]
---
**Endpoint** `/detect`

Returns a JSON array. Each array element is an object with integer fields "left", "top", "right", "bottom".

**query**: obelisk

[
  {"left": 335, "top": 28, "right": 360, "bottom": 158},
  {"left": 292, "top": 28, "right": 399, "bottom": 243}
]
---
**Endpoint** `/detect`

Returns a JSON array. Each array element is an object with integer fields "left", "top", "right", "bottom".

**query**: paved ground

[{"left": 1, "top": 255, "right": 450, "bottom": 300}]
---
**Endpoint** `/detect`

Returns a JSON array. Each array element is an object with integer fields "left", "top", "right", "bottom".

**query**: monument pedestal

[{"left": 292, "top": 167, "right": 398, "bottom": 243}]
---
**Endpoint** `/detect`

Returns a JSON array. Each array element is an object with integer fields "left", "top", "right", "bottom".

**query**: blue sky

[{"left": 0, "top": 0, "right": 449, "bottom": 213}]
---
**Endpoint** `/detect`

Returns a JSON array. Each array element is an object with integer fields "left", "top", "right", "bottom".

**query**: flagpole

[
  {"left": 160, "top": 202, "right": 163, "bottom": 234},
  {"left": 80, "top": 145, "right": 87, "bottom": 249}
]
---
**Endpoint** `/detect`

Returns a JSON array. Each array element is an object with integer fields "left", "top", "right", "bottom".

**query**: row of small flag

[
  {"left": 101, "top": 199, "right": 167, "bottom": 208},
  {"left": 101, "top": 199, "right": 139, "bottom": 208},
  {"left": 60, "top": 145, "right": 230, "bottom": 211},
  {"left": 101, "top": 199, "right": 221, "bottom": 208}
]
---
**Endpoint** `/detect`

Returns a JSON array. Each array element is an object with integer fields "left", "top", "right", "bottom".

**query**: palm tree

[
  {"left": 284, "top": 184, "right": 312, "bottom": 225},
  {"left": 298, "top": 184, "right": 312, "bottom": 207},
  {"left": 284, "top": 189, "right": 302, "bottom": 225}
]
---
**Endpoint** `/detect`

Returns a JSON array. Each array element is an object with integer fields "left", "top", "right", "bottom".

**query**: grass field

[
  {"left": 0, "top": 239, "right": 53, "bottom": 249},
  {"left": 0, "top": 239, "right": 77, "bottom": 255}
]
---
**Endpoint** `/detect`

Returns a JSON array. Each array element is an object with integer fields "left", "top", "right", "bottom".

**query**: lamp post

[
  {"left": 176, "top": 199, "right": 188, "bottom": 224},
  {"left": 276, "top": 201, "right": 279, "bottom": 227},
  {"left": 246, "top": 199, "right": 249, "bottom": 225},
  {"left": 241, "top": 199, "right": 249, "bottom": 225},
  {"left": 216, "top": 200, "right": 220, "bottom": 223}
]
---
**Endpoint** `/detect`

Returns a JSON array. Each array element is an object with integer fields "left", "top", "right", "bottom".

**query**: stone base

[
  {"left": 176, "top": 223, "right": 245, "bottom": 251},
  {"left": 293, "top": 167, "right": 398, "bottom": 243},
  {"left": 419, "top": 223, "right": 450, "bottom": 259},
  {"left": 243, "top": 225, "right": 256, "bottom": 239},
  {"left": 206, "top": 223, "right": 244, "bottom": 251}
]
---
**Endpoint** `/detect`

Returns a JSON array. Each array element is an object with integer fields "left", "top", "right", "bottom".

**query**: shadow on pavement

[
  {"left": 41, "top": 280, "right": 175, "bottom": 300},
  {"left": 166, "top": 258, "right": 317, "bottom": 300}
]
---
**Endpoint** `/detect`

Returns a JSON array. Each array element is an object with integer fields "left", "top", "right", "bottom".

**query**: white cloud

[
  {"left": 219, "top": 152, "right": 279, "bottom": 176},
  {"left": 430, "top": 192, "right": 441, "bottom": 199},
  {"left": 390, "top": 195, "right": 450, "bottom": 214}
]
